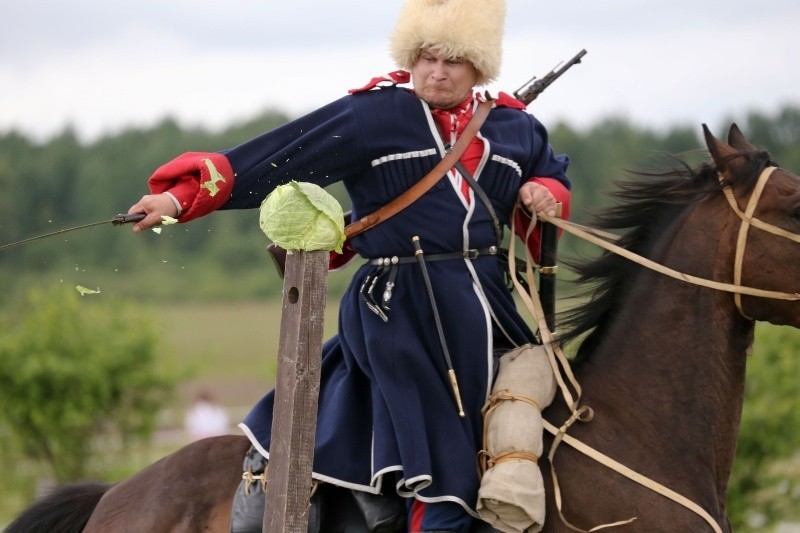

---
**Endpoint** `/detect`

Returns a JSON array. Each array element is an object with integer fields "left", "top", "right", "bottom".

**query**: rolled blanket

[{"left": 477, "top": 344, "right": 557, "bottom": 533}]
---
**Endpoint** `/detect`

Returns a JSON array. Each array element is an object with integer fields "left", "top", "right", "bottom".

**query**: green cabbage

[{"left": 259, "top": 181, "right": 345, "bottom": 253}]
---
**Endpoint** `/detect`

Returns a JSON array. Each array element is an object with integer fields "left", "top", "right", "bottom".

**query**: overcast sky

[{"left": 2, "top": 0, "right": 798, "bottom": 143}]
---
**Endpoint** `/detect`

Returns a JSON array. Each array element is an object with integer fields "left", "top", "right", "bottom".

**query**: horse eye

[{"left": 793, "top": 206, "right": 800, "bottom": 220}]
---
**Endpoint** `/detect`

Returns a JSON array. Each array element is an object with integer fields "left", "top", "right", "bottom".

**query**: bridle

[{"left": 721, "top": 165, "right": 800, "bottom": 318}]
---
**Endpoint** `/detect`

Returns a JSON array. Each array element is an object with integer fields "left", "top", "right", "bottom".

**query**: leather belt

[
  {"left": 367, "top": 246, "right": 498, "bottom": 266},
  {"left": 361, "top": 246, "right": 499, "bottom": 322}
]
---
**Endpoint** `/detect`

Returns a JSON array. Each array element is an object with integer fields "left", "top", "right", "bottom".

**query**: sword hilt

[{"left": 112, "top": 213, "right": 147, "bottom": 225}]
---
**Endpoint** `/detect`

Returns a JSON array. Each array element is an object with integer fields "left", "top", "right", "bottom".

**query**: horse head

[{"left": 704, "top": 124, "right": 800, "bottom": 327}]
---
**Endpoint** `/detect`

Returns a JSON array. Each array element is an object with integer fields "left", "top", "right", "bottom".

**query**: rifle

[
  {"left": 514, "top": 49, "right": 586, "bottom": 332},
  {"left": 513, "top": 49, "right": 587, "bottom": 106}
]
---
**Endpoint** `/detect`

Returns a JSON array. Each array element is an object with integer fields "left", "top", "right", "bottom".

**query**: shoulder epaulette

[
  {"left": 494, "top": 92, "right": 527, "bottom": 110},
  {"left": 348, "top": 70, "right": 411, "bottom": 94}
]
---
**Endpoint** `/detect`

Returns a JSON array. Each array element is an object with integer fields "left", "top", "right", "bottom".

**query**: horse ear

[
  {"left": 703, "top": 123, "right": 739, "bottom": 176},
  {"left": 727, "top": 123, "right": 758, "bottom": 152}
]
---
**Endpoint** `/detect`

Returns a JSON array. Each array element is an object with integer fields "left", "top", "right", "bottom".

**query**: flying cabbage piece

[
  {"left": 259, "top": 181, "right": 345, "bottom": 253},
  {"left": 76, "top": 285, "right": 101, "bottom": 296},
  {"left": 153, "top": 215, "right": 177, "bottom": 234}
]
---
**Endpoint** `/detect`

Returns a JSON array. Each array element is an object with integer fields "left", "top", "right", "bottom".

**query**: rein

[
  {"left": 509, "top": 216, "right": 642, "bottom": 532},
  {"left": 509, "top": 218, "right": 724, "bottom": 532},
  {"left": 511, "top": 164, "right": 800, "bottom": 531},
  {"left": 537, "top": 166, "right": 800, "bottom": 307}
]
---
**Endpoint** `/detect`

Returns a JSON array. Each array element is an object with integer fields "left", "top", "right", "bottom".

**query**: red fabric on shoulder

[
  {"left": 348, "top": 70, "right": 411, "bottom": 94},
  {"left": 495, "top": 91, "right": 527, "bottom": 110},
  {"left": 514, "top": 177, "right": 571, "bottom": 264},
  {"left": 148, "top": 152, "right": 235, "bottom": 222}
]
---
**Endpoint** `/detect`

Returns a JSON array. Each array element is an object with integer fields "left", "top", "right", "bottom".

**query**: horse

[{"left": 6, "top": 124, "right": 800, "bottom": 532}]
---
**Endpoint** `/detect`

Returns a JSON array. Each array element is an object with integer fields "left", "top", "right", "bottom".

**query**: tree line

[{"left": 1, "top": 105, "right": 800, "bottom": 303}]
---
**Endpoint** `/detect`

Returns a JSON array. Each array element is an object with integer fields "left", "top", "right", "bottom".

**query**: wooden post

[{"left": 264, "top": 249, "right": 328, "bottom": 533}]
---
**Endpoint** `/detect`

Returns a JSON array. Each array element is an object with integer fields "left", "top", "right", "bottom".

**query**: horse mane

[{"left": 558, "top": 149, "right": 775, "bottom": 365}]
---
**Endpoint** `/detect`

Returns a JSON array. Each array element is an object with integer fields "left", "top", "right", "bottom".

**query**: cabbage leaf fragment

[
  {"left": 259, "top": 181, "right": 345, "bottom": 253},
  {"left": 76, "top": 285, "right": 101, "bottom": 296}
]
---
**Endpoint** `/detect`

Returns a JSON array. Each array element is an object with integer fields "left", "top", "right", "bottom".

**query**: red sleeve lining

[{"left": 513, "top": 177, "right": 571, "bottom": 264}]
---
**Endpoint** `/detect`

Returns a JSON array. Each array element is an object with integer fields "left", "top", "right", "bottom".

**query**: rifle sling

[{"left": 344, "top": 98, "right": 494, "bottom": 239}]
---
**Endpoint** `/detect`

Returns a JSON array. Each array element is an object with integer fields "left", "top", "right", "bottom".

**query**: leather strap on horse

[
  {"left": 728, "top": 167, "right": 774, "bottom": 319},
  {"left": 535, "top": 200, "right": 800, "bottom": 303},
  {"left": 540, "top": 417, "right": 722, "bottom": 533},
  {"left": 719, "top": 166, "right": 800, "bottom": 318},
  {"left": 343, "top": 97, "right": 495, "bottom": 239},
  {"left": 508, "top": 205, "right": 724, "bottom": 533}
]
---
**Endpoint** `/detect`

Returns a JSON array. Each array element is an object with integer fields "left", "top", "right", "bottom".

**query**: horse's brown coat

[{"left": 83, "top": 435, "right": 249, "bottom": 532}]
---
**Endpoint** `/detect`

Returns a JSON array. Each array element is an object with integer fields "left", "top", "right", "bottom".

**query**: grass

[{"left": 158, "top": 299, "right": 341, "bottom": 409}]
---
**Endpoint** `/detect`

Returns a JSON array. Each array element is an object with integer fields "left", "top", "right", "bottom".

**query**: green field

[{"left": 160, "top": 299, "right": 341, "bottom": 412}]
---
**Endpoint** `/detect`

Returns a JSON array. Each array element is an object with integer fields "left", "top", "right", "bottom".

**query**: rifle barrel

[{"left": 514, "top": 49, "right": 587, "bottom": 105}]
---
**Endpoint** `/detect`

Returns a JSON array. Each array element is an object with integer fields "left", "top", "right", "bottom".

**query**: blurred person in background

[{"left": 184, "top": 389, "right": 230, "bottom": 441}]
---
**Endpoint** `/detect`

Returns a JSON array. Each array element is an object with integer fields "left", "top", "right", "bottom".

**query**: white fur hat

[{"left": 389, "top": 0, "right": 506, "bottom": 86}]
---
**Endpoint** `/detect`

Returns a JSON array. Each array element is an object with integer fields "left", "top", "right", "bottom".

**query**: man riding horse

[{"left": 128, "top": 0, "right": 571, "bottom": 530}]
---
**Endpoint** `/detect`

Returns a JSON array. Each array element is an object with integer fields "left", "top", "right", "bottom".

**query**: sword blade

[{"left": 0, "top": 213, "right": 146, "bottom": 252}]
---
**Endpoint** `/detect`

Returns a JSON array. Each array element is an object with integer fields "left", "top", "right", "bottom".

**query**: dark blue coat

[{"left": 229, "top": 86, "right": 570, "bottom": 516}]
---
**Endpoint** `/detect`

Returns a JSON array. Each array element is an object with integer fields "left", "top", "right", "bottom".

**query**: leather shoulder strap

[{"left": 344, "top": 97, "right": 495, "bottom": 238}]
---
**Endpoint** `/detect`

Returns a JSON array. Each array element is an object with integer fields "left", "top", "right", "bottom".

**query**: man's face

[{"left": 411, "top": 47, "right": 478, "bottom": 110}]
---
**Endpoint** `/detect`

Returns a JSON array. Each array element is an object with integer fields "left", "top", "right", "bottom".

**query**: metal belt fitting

[
  {"left": 360, "top": 246, "right": 498, "bottom": 322},
  {"left": 381, "top": 260, "right": 399, "bottom": 312},
  {"left": 359, "top": 262, "right": 390, "bottom": 322}
]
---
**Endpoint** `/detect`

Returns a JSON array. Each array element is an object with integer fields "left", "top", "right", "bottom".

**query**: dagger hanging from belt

[
  {"left": 412, "top": 235, "right": 466, "bottom": 418},
  {"left": 0, "top": 213, "right": 146, "bottom": 252}
]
